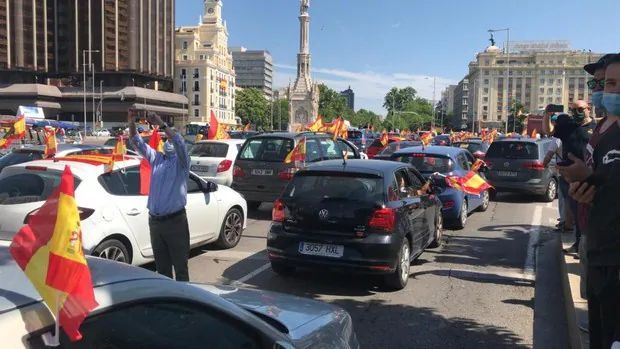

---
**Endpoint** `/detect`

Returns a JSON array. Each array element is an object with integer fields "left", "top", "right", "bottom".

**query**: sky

[{"left": 176, "top": 0, "right": 620, "bottom": 115}]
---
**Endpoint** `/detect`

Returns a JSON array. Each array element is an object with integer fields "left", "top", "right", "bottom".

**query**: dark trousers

[
  {"left": 587, "top": 265, "right": 620, "bottom": 349},
  {"left": 567, "top": 192, "right": 581, "bottom": 247},
  {"left": 148, "top": 209, "right": 190, "bottom": 281}
]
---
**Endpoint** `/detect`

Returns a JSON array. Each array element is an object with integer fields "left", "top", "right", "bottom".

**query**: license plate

[
  {"left": 298, "top": 242, "right": 343, "bottom": 258},
  {"left": 251, "top": 169, "right": 273, "bottom": 176},
  {"left": 497, "top": 171, "right": 517, "bottom": 177},
  {"left": 191, "top": 165, "right": 210, "bottom": 172}
]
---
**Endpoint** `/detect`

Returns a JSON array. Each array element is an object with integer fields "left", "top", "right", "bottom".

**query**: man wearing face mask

[{"left": 128, "top": 110, "right": 191, "bottom": 281}]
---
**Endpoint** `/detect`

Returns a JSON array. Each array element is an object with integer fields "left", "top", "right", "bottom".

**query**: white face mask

[{"left": 163, "top": 141, "right": 175, "bottom": 155}]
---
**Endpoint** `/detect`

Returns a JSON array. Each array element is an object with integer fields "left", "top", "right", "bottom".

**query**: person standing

[
  {"left": 128, "top": 110, "right": 192, "bottom": 281},
  {"left": 542, "top": 118, "right": 572, "bottom": 232}
]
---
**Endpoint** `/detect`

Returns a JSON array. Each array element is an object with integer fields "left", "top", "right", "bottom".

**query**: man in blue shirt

[{"left": 128, "top": 110, "right": 191, "bottom": 281}]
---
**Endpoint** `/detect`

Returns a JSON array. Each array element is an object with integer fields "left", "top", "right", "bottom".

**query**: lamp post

[
  {"left": 82, "top": 49, "right": 99, "bottom": 135},
  {"left": 96, "top": 91, "right": 125, "bottom": 133},
  {"left": 488, "top": 28, "right": 510, "bottom": 133}
]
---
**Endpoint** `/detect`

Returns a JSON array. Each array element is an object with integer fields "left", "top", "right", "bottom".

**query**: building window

[
  {"left": 194, "top": 68, "right": 200, "bottom": 78},
  {"left": 539, "top": 78, "right": 545, "bottom": 84},
  {"left": 181, "top": 69, "right": 187, "bottom": 77},
  {"left": 484, "top": 88, "right": 489, "bottom": 94},
  {"left": 539, "top": 97, "right": 544, "bottom": 103},
  {"left": 484, "top": 71, "right": 489, "bottom": 76},
  {"left": 182, "top": 41, "right": 188, "bottom": 50},
  {"left": 183, "top": 55, "right": 188, "bottom": 61},
  {"left": 555, "top": 97, "right": 562, "bottom": 103},
  {"left": 539, "top": 88, "right": 544, "bottom": 93},
  {"left": 557, "top": 79, "right": 563, "bottom": 84},
  {"left": 484, "top": 79, "right": 489, "bottom": 84},
  {"left": 548, "top": 79, "right": 553, "bottom": 85},
  {"left": 193, "top": 109, "right": 199, "bottom": 117},
  {"left": 485, "top": 60, "right": 490, "bottom": 65},
  {"left": 199, "top": 55, "right": 204, "bottom": 60},
  {"left": 194, "top": 81, "right": 200, "bottom": 91}
]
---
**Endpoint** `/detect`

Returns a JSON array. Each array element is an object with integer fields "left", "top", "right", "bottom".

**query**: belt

[{"left": 149, "top": 208, "right": 186, "bottom": 222}]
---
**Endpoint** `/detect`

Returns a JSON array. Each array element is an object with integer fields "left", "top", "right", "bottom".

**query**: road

[{"left": 154, "top": 194, "right": 563, "bottom": 349}]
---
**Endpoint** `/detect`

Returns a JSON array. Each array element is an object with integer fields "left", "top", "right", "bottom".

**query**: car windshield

[
  {"left": 347, "top": 130, "right": 363, "bottom": 139},
  {"left": 486, "top": 142, "right": 538, "bottom": 159},
  {"left": 394, "top": 154, "right": 454, "bottom": 173},
  {"left": 454, "top": 142, "right": 481, "bottom": 153},
  {"left": 238, "top": 137, "right": 294, "bottom": 162},
  {"left": 0, "top": 171, "right": 81, "bottom": 205},
  {"left": 283, "top": 172, "right": 384, "bottom": 204},
  {"left": 189, "top": 143, "right": 229, "bottom": 157},
  {"left": 378, "top": 141, "right": 420, "bottom": 155},
  {"left": 0, "top": 150, "right": 43, "bottom": 171}
]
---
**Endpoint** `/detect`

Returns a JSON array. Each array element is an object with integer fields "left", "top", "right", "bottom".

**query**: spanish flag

[
  {"left": 207, "top": 111, "right": 230, "bottom": 140},
  {"left": 108, "top": 136, "right": 126, "bottom": 173},
  {"left": 420, "top": 131, "right": 433, "bottom": 147},
  {"left": 531, "top": 128, "right": 537, "bottom": 138},
  {"left": 445, "top": 171, "right": 493, "bottom": 195},
  {"left": 243, "top": 123, "right": 251, "bottom": 132},
  {"left": 307, "top": 115, "right": 323, "bottom": 132},
  {"left": 294, "top": 124, "right": 303, "bottom": 132},
  {"left": 139, "top": 129, "right": 164, "bottom": 195},
  {"left": 284, "top": 137, "right": 306, "bottom": 164},
  {"left": 11, "top": 115, "right": 26, "bottom": 139},
  {"left": 470, "top": 158, "right": 486, "bottom": 172},
  {"left": 9, "top": 165, "right": 98, "bottom": 341},
  {"left": 44, "top": 130, "right": 58, "bottom": 158},
  {"left": 379, "top": 133, "right": 389, "bottom": 147}
]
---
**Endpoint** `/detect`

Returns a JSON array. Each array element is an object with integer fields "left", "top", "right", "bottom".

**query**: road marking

[
  {"left": 413, "top": 266, "right": 535, "bottom": 282},
  {"left": 231, "top": 263, "right": 271, "bottom": 286},
  {"left": 200, "top": 250, "right": 268, "bottom": 260},
  {"left": 524, "top": 205, "right": 543, "bottom": 276}
]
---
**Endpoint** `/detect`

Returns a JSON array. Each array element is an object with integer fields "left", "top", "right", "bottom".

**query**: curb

[{"left": 559, "top": 241, "right": 583, "bottom": 349}]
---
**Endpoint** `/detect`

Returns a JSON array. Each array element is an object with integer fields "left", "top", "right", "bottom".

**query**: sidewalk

[{"left": 561, "top": 233, "right": 589, "bottom": 349}]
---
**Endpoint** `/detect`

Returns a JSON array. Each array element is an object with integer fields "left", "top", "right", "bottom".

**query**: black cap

[{"left": 584, "top": 53, "right": 620, "bottom": 75}]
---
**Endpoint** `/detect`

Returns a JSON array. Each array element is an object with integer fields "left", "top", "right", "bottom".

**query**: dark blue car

[{"left": 389, "top": 146, "right": 490, "bottom": 229}]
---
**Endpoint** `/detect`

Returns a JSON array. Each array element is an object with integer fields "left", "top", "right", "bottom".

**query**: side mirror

[{"left": 201, "top": 181, "right": 218, "bottom": 193}]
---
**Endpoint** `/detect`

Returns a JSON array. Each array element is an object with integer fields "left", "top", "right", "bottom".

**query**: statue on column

[{"left": 300, "top": 0, "right": 309, "bottom": 14}]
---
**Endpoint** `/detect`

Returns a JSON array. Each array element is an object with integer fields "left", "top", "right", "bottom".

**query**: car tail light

[
  {"left": 217, "top": 159, "right": 233, "bottom": 173},
  {"left": 24, "top": 207, "right": 95, "bottom": 224},
  {"left": 233, "top": 165, "right": 245, "bottom": 177},
  {"left": 25, "top": 166, "right": 47, "bottom": 171},
  {"left": 443, "top": 200, "right": 455, "bottom": 209},
  {"left": 278, "top": 167, "right": 298, "bottom": 180},
  {"left": 368, "top": 207, "right": 396, "bottom": 232},
  {"left": 524, "top": 161, "right": 545, "bottom": 171},
  {"left": 272, "top": 200, "right": 286, "bottom": 222},
  {"left": 484, "top": 160, "right": 493, "bottom": 167}
]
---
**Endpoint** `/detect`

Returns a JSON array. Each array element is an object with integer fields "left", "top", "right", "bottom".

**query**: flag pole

[{"left": 41, "top": 291, "right": 61, "bottom": 347}]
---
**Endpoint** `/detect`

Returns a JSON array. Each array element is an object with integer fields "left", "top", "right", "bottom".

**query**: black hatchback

[{"left": 266, "top": 159, "right": 444, "bottom": 290}]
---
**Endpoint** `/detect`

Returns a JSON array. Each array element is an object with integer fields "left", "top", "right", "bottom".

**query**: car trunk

[
  {"left": 189, "top": 142, "right": 230, "bottom": 177},
  {"left": 485, "top": 142, "right": 542, "bottom": 183},
  {"left": 279, "top": 171, "right": 384, "bottom": 235}
]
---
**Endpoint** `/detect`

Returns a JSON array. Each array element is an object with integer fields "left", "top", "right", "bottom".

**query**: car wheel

[
  {"left": 247, "top": 201, "right": 262, "bottom": 210},
  {"left": 385, "top": 236, "right": 410, "bottom": 290},
  {"left": 428, "top": 211, "right": 443, "bottom": 248},
  {"left": 271, "top": 261, "right": 296, "bottom": 276},
  {"left": 455, "top": 199, "right": 468, "bottom": 230},
  {"left": 215, "top": 208, "right": 244, "bottom": 249},
  {"left": 477, "top": 190, "right": 490, "bottom": 212},
  {"left": 541, "top": 178, "right": 557, "bottom": 203},
  {"left": 93, "top": 239, "right": 130, "bottom": 264}
]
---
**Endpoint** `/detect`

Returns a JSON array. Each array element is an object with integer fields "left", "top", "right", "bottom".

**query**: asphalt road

[{"left": 160, "top": 193, "right": 563, "bottom": 349}]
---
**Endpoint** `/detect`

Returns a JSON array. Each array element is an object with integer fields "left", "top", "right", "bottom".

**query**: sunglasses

[
  {"left": 587, "top": 79, "right": 605, "bottom": 90},
  {"left": 570, "top": 107, "right": 587, "bottom": 113}
]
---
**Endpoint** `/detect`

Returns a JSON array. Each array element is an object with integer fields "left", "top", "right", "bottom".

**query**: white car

[
  {"left": 94, "top": 129, "right": 111, "bottom": 137},
  {"left": 0, "top": 155, "right": 248, "bottom": 265},
  {"left": 189, "top": 139, "right": 246, "bottom": 186}
]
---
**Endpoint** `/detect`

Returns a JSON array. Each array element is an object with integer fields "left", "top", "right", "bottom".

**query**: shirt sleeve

[
  {"left": 130, "top": 134, "right": 156, "bottom": 164},
  {"left": 548, "top": 138, "right": 560, "bottom": 153},
  {"left": 171, "top": 132, "right": 190, "bottom": 170}
]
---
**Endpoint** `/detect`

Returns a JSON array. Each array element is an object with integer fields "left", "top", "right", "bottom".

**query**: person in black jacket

[{"left": 567, "top": 54, "right": 620, "bottom": 349}]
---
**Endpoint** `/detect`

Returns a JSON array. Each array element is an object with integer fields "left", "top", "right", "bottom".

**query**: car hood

[{"left": 193, "top": 284, "right": 358, "bottom": 347}]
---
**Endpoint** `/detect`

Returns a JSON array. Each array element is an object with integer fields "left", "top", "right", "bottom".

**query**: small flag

[
  {"left": 531, "top": 128, "right": 537, "bottom": 138},
  {"left": 284, "top": 137, "right": 307, "bottom": 164},
  {"left": 207, "top": 111, "right": 230, "bottom": 140},
  {"left": 108, "top": 136, "right": 126, "bottom": 173},
  {"left": 44, "top": 130, "right": 58, "bottom": 158},
  {"left": 379, "top": 133, "right": 389, "bottom": 147},
  {"left": 445, "top": 171, "right": 493, "bottom": 195},
  {"left": 139, "top": 129, "right": 164, "bottom": 195},
  {"left": 470, "top": 158, "right": 485, "bottom": 172},
  {"left": 243, "top": 123, "right": 251, "bottom": 132},
  {"left": 420, "top": 131, "right": 433, "bottom": 147}
]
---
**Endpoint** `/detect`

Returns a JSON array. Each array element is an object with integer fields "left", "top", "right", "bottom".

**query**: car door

[
  {"left": 407, "top": 168, "right": 434, "bottom": 248},
  {"left": 393, "top": 168, "right": 425, "bottom": 256},
  {"left": 185, "top": 174, "right": 219, "bottom": 244},
  {"left": 456, "top": 152, "right": 481, "bottom": 211}
]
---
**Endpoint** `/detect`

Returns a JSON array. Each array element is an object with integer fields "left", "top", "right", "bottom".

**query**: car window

[
  {"left": 283, "top": 171, "right": 383, "bottom": 204},
  {"left": 98, "top": 166, "right": 141, "bottom": 196},
  {"left": 347, "top": 130, "right": 363, "bottom": 139},
  {"left": 378, "top": 141, "right": 420, "bottom": 155},
  {"left": 394, "top": 153, "right": 454, "bottom": 173},
  {"left": 454, "top": 142, "right": 481, "bottom": 154},
  {"left": 336, "top": 140, "right": 356, "bottom": 158},
  {"left": 318, "top": 138, "right": 341, "bottom": 159},
  {"left": 75, "top": 149, "right": 105, "bottom": 156},
  {"left": 464, "top": 152, "right": 476, "bottom": 167},
  {"left": 407, "top": 169, "right": 424, "bottom": 190},
  {"left": 27, "top": 301, "right": 263, "bottom": 349},
  {"left": 456, "top": 154, "right": 469, "bottom": 170},
  {"left": 236, "top": 144, "right": 242, "bottom": 152},
  {"left": 187, "top": 176, "right": 201, "bottom": 193},
  {"left": 0, "top": 172, "right": 81, "bottom": 205},
  {"left": 305, "top": 138, "right": 321, "bottom": 162},
  {"left": 0, "top": 151, "right": 44, "bottom": 170},
  {"left": 486, "top": 142, "right": 539, "bottom": 159},
  {"left": 238, "top": 137, "right": 294, "bottom": 162},
  {"left": 394, "top": 169, "right": 415, "bottom": 198},
  {"left": 189, "top": 143, "right": 229, "bottom": 157}
]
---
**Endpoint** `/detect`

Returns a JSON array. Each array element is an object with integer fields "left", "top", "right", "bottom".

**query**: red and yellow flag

[
  {"left": 44, "top": 130, "right": 58, "bottom": 158},
  {"left": 108, "top": 136, "right": 127, "bottom": 173},
  {"left": 284, "top": 137, "right": 306, "bottom": 164},
  {"left": 379, "top": 133, "right": 389, "bottom": 147},
  {"left": 420, "top": 131, "right": 433, "bottom": 146},
  {"left": 445, "top": 171, "right": 493, "bottom": 195},
  {"left": 307, "top": 115, "right": 323, "bottom": 132},
  {"left": 139, "top": 129, "right": 165, "bottom": 195},
  {"left": 10, "top": 165, "right": 98, "bottom": 341},
  {"left": 207, "top": 111, "right": 230, "bottom": 140},
  {"left": 531, "top": 128, "right": 537, "bottom": 138},
  {"left": 243, "top": 123, "right": 251, "bottom": 132},
  {"left": 12, "top": 115, "right": 26, "bottom": 139},
  {"left": 294, "top": 124, "right": 303, "bottom": 132},
  {"left": 470, "top": 158, "right": 485, "bottom": 172}
]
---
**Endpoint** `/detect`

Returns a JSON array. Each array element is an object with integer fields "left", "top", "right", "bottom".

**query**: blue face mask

[
  {"left": 602, "top": 92, "right": 620, "bottom": 117},
  {"left": 163, "top": 141, "right": 175, "bottom": 156},
  {"left": 591, "top": 91, "right": 605, "bottom": 110}
]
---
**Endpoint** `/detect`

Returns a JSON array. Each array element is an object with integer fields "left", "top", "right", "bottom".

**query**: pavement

[
  {"left": 562, "top": 234, "right": 590, "bottom": 349},
  {"left": 142, "top": 193, "right": 570, "bottom": 349}
]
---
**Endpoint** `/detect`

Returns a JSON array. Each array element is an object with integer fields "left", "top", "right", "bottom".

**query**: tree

[
  {"left": 383, "top": 86, "right": 417, "bottom": 114},
  {"left": 382, "top": 87, "right": 434, "bottom": 131},
  {"left": 351, "top": 109, "right": 382, "bottom": 129},
  {"left": 507, "top": 102, "right": 528, "bottom": 133},
  {"left": 235, "top": 88, "right": 270, "bottom": 129},
  {"left": 270, "top": 98, "right": 290, "bottom": 131},
  {"left": 318, "top": 84, "right": 349, "bottom": 122}
]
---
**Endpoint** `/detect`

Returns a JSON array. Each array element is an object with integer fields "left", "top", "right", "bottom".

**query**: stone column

[{"left": 14, "top": 0, "right": 24, "bottom": 68}]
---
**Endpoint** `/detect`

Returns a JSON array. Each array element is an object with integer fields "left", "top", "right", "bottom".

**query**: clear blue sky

[{"left": 176, "top": 0, "right": 620, "bottom": 115}]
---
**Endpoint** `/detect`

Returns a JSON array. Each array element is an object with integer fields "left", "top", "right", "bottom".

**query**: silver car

[{"left": 0, "top": 246, "right": 359, "bottom": 349}]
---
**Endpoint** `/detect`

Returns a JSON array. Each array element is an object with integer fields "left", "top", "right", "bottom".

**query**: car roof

[
  {"left": 11, "top": 144, "right": 105, "bottom": 153},
  {"left": 2, "top": 155, "right": 142, "bottom": 178},
  {"left": 493, "top": 137, "right": 546, "bottom": 143},
  {"left": 249, "top": 131, "right": 340, "bottom": 140},
  {"left": 454, "top": 139, "right": 483, "bottom": 144},
  {"left": 392, "top": 145, "right": 466, "bottom": 157},
  {"left": 304, "top": 159, "right": 407, "bottom": 176},
  {"left": 195, "top": 139, "right": 245, "bottom": 145}
]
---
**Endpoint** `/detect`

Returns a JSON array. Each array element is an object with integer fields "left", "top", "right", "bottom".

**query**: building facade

[
  {"left": 440, "top": 85, "right": 456, "bottom": 115},
  {"left": 452, "top": 77, "right": 469, "bottom": 130},
  {"left": 174, "top": 0, "right": 236, "bottom": 126},
  {"left": 229, "top": 47, "right": 273, "bottom": 101},
  {"left": 340, "top": 86, "right": 355, "bottom": 110},
  {"left": 467, "top": 41, "right": 603, "bottom": 127},
  {"left": 0, "top": 0, "right": 185, "bottom": 126}
]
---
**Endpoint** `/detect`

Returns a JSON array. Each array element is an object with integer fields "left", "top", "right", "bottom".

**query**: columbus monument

[{"left": 288, "top": 0, "right": 319, "bottom": 130}]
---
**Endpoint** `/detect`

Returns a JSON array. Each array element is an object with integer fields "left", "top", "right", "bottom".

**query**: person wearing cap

[
  {"left": 563, "top": 54, "right": 620, "bottom": 348},
  {"left": 585, "top": 53, "right": 618, "bottom": 120}
]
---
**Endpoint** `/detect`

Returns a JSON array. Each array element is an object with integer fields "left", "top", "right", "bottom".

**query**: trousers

[
  {"left": 148, "top": 209, "right": 190, "bottom": 281},
  {"left": 587, "top": 265, "right": 620, "bottom": 349}
]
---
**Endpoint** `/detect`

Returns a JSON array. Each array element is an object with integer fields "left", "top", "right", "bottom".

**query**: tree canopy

[{"left": 235, "top": 88, "right": 270, "bottom": 129}]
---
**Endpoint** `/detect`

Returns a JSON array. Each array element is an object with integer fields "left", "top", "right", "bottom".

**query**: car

[
  {"left": 0, "top": 154, "right": 248, "bottom": 265},
  {"left": 228, "top": 130, "right": 260, "bottom": 139},
  {"left": 94, "top": 129, "right": 111, "bottom": 137},
  {"left": 390, "top": 146, "right": 490, "bottom": 229},
  {"left": 484, "top": 138, "right": 558, "bottom": 202},
  {"left": 431, "top": 134, "right": 451, "bottom": 146},
  {"left": 189, "top": 139, "right": 246, "bottom": 186},
  {"left": 232, "top": 132, "right": 362, "bottom": 210},
  {"left": 452, "top": 139, "right": 490, "bottom": 159},
  {"left": 267, "top": 159, "right": 444, "bottom": 290},
  {"left": 365, "top": 136, "right": 406, "bottom": 159},
  {"left": 0, "top": 247, "right": 360, "bottom": 349},
  {"left": 346, "top": 128, "right": 370, "bottom": 153},
  {"left": 0, "top": 144, "right": 119, "bottom": 174},
  {"left": 372, "top": 141, "right": 422, "bottom": 161}
]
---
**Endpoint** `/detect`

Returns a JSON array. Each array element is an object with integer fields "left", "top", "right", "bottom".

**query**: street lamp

[
  {"left": 426, "top": 77, "right": 436, "bottom": 129},
  {"left": 488, "top": 28, "right": 510, "bottom": 133},
  {"left": 95, "top": 91, "right": 125, "bottom": 134},
  {"left": 83, "top": 49, "right": 99, "bottom": 135}
]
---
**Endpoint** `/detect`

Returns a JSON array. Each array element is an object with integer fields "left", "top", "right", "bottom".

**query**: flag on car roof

[
  {"left": 108, "top": 136, "right": 126, "bottom": 173},
  {"left": 470, "top": 158, "right": 486, "bottom": 172},
  {"left": 9, "top": 165, "right": 98, "bottom": 341},
  {"left": 284, "top": 137, "right": 307, "bottom": 164},
  {"left": 420, "top": 131, "right": 433, "bottom": 147}
]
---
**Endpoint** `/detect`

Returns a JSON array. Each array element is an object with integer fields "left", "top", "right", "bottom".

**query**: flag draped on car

[
  {"left": 0, "top": 115, "right": 26, "bottom": 149},
  {"left": 9, "top": 165, "right": 99, "bottom": 341}
]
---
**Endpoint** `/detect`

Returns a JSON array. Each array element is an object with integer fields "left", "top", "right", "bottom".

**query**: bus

[{"left": 184, "top": 122, "right": 209, "bottom": 142}]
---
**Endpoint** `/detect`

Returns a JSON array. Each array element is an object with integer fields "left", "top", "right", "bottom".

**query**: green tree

[
  {"left": 270, "top": 98, "right": 290, "bottom": 131},
  {"left": 318, "top": 84, "right": 349, "bottom": 122},
  {"left": 507, "top": 102, "right": 528, "bottom": 133},
  {"left": 383, "top": 86, "right": 417, "bottom": 114},
  {"left": 351, "top": 109, "right": 382, "bottom": 128},
  {"left": 235, "top": 88, "right": 270, "bottom": 129},
  {"left": 382, "top": 87, "right": 434, "bottom": 131}
]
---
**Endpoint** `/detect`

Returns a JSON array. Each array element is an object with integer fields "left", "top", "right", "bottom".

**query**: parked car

[
  {"left": 267, "top": 159, "right": 444, "bottom": 290},
  {"left": 0, "top": 144, "right": 117, "bottom": 174},
  {"left": 452, "top": 139, "right": 490, "bottom": 159},
  {"left": 0, "top": 247, "right": 360, "bottom": 349},
  {"left": 390, "top": 146, "right": 490, "bottom": 229},
  {"left": 484, "top": 138, "right": 558, "bottom": 202},
  {"left": 232, "top": 132, "right": 362, "bottom": 210},
  {"left": 0, "top": 155, "right": 247, "bottom": 265},
  {"left": 365, "top": 136, "right": 406, "bottom": 159},
  {"left": 372, "top": 141, "right": 422, "bottom": 161},
  {"left": 189, "top": 139, "right": 246, "bottom": 186}
]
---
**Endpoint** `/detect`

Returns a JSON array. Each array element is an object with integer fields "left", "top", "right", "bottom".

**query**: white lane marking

[
  {"left": 231, "top": 263, "right": 271, "bottom": 286},
  {"left": 524, "top": 205, "right": 543, "bottom": 276},
  {"left": 200, "top": 250, "right": 268, "bottom": 260}
]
